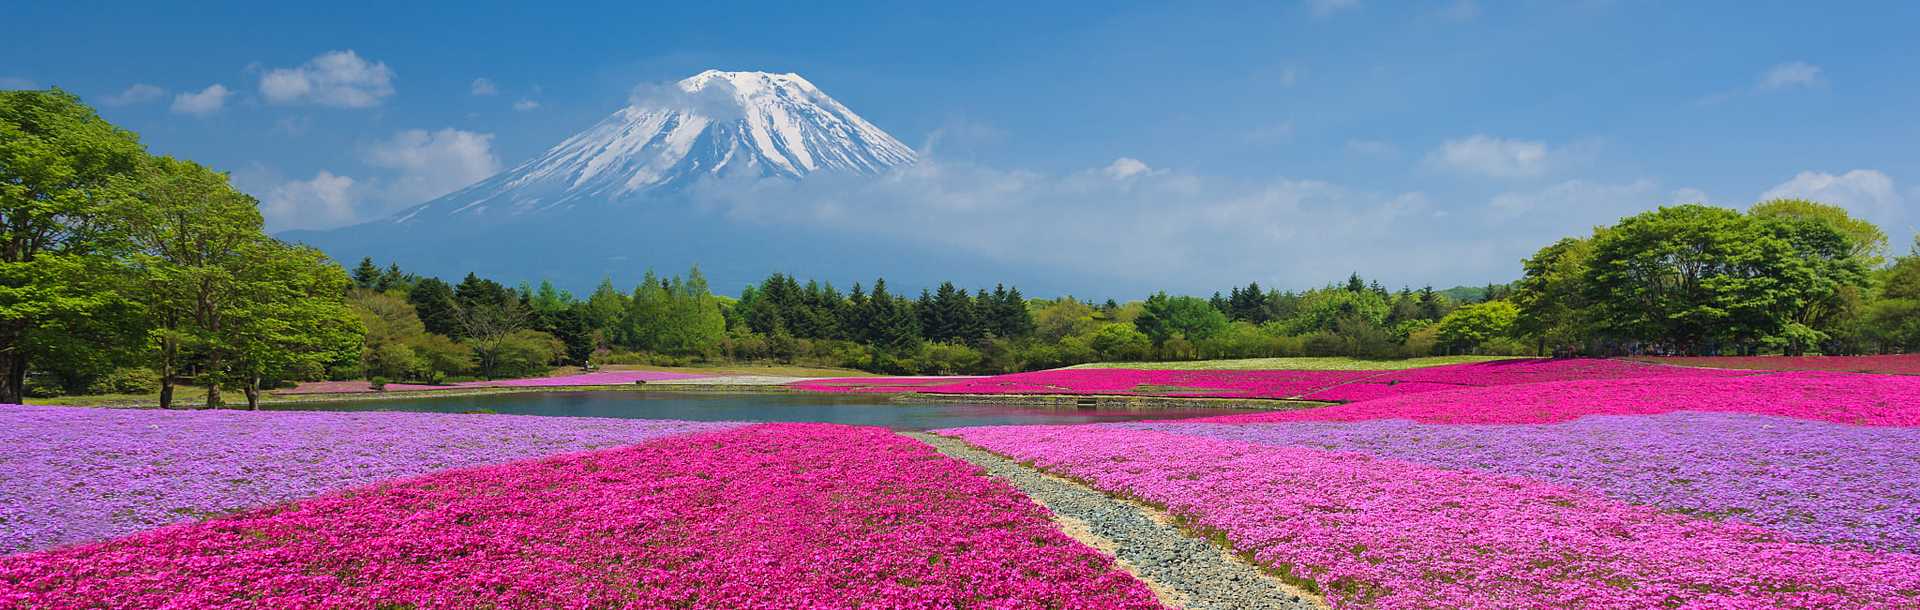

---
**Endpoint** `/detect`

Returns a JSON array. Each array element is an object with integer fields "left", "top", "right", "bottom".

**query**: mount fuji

[
  {"left": 284, "top": 70, "right": 1070, "bottom": 294},
  {"left": 390, "top": 70, "right": 916, "bottom": 224}
]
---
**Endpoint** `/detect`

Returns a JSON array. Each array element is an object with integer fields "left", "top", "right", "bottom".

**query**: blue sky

[{"left": 6, "top": 1, "right": 1917, "bottom": 291}]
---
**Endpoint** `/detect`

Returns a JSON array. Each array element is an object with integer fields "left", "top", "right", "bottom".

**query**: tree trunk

[
  {"left": 158, "top": 341, "right": 175, "bottom": 409},
  {"left": 0, "top": 319, "right": 29, "bottom": 404},
  {"left": 205, "top": 352, "right": 223, "bottom": 409},
  {"left": 244, "top": 377, "right": 260, "bottom": 411},
  {"left": 0, "top": 351, "right": 24, "bottom": 405}
]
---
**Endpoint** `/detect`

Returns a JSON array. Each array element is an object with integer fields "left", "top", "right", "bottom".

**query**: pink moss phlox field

[
  {"left": 786, "top": 359, "right": 1761, "bottom": 403},
  {"left": 943, "top": 425, "right": 1920, "bottom": 609},
  {"left": 1641, "top": 353, "right": 1920, "bottom": 375},
  {"left": 1195, "top": 371, "right": 1920, "bottom": 426},
  {"left": 1130, "top": 412, "right": 1920, "bottom": 552},
  {"left": 907, "top": 368, "right": 1376, "bottom": 399},
  {"left": 278, "top": 370, "right": 707, "bottom": 394},
  {"left": 0, "top": 405, "right": 739, "bottom": 554},
  {"left": 0, "top": 424, "right": 1165, "bottom": 610},
  {"left": 787, "top": 376, "right": 983, "bottom": 393},
  {"left": 1297, "top": 358, "right": 1756, "bottom": 402}
]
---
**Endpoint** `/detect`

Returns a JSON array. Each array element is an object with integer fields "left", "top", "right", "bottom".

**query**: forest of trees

[{"left": 8, "top": 89, "right": 1919, "bottom": 404}]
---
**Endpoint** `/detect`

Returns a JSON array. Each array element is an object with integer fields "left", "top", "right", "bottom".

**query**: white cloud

[
  {"left": 1426, "top": 134, "right": 1551, "bottom": 178},
  {"left": 259, "top": 171, "right": 360, "bottom": 232},
  {"left": 364, "top": 128, "right": 501, "bottom": 205},
  {"left": 1758, "top": 61, "right": 1823, "bottom": 90},
  {"left": 918, "top": 118, "right": 1009, "bottom": 157},
  {"left": 686, "top": 156, "right": 1483, "bottom": 289},
  {"left": 512, "top": 99, "right": 540, "bottom": 111},
  {"left": 1346, "top": 139, "right": 1399, "bottom": 158},
  {"left": 260, "top": 50, "right": 395, "bottom": 108},
  {"left": 1668, "top": 187, "right": 1712, "bottom": 205},
  {"left": 102, "top": 84, "right": 166, "bottom": 106},
  {"left": 1308, "top": 0, "right": 1359, "bottom": 16},
  {"left": 1760, "top": 169, "right": 1908, "bottom": 236},
  {"left": 470, "top": 77, "right": 498, "bottom": 96},
  {"left": 1103, "top": 157, "right": 1152, "bottom": 179},
  {"left": 0, "top": 77, "right": 36, "bottom": 89},
  {"left": 169, "top": 84, "right": 230, "bottom": 116},
  {"left": 1488, "top": 179, "right": 1659, "bottom": 221}
]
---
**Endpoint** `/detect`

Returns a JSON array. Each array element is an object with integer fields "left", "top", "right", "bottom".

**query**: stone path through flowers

[{"left": 908, "top": 432, "right": 1324, "bottom": 610}]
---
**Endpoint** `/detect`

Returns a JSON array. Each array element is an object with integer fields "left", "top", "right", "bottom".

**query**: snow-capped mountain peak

[{"left": 393, "top": 70, "right": 915, "bottom": 222}]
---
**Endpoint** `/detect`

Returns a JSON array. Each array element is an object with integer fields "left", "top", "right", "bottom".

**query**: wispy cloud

[
  {"left": 512, "top": 99, "right": 540, "bottom": 111},
  {"left": 470, "top": 77, "right": 498, "bottom": 96},
  {"left": 170, "top": 84, "right": 230, "bottom": 116},
  {"left": 1425, "top": 135, "right": 1551, "bottom": 178},
  {"left": 258, "top": 170, "right": 360, "bottom": 232},
  {"left": 1758, "top": 61, "right": 1823, "bottom": 90},
  {"left": 102, "top": 83, "right": 166, "bottom": 106},
  {"left": 1761, "top": 169, "right": 1910, "bottom": 246},
  {"left": 363, "top": 128, "right": 501, "bottom": 206},
  {"left": 260, "top": 50, "right": 395, "bottom": 108},
  {"left": 1699, "top": 61, "right": 1827, "bottom": 105}
]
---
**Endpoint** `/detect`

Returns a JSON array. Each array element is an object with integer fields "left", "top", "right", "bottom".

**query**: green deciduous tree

[
  {"left": 1435, "top": 301, "right": 1520, "bottom": 353},
  {"left": 1134, "top": 292, "right": 1229, "bottom": 346},
  {"left": 227, "top": 241, "right": 361, "bottom": 408},
  {"left": 0, "top": 89, "right": 147, "bottom": 402},
  {"left": 123, "top": 156, "right": 264, "bottom": 407},
  {"left": 1583, "top": 205, "right": 1809, "bottom": 354},
  {"left": 1512, "top": 236, "right": 1597, "bottom": 355}
]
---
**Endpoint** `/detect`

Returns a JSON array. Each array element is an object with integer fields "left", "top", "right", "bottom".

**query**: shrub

[
  {"left": 1089, "top": 324, "right": 1153, "bottom": 361},
  {"left": 915, "top": 343, "right": 984, "bottom": 375},
  {"left": 86, "top": 367, "right": 159, "bottom": 395}
]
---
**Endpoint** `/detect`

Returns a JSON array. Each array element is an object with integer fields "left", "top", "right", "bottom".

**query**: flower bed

[
  {"left": 1195, "top": 371, "right": 1920, "bottom": 426},
  {"left": 1296, "top": 358, "right": 1755, "bottom": 402},
  {"left": 0, "top": 405, "right": 739, "bottom": 554},
  {"left": 942, "top": 425, "right": 1920, "bottom": 609},
  {"left": 1129, "top": 412, "right": 1920, "bottom": 552},
  {"left": 1638, "top": 353, "right": 1920, "bottom": 375},
  {"left": 788, "top": 359, "right": 1758, "bottom": 403},
  {"left": 0, "top": 424, "right": 1163, "bottom": 609},
  {"left": 909, "top": 369, "right": 1376, "bottom": 399},
  {"left": 276, "top": 370, "right": 709, "bottom": 395},
  {"left": 787, "top": 376, "right": 984, "bottom": 393}
]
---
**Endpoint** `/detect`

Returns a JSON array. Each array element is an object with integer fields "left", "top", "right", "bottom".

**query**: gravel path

[{"left": 908, "top": 432, "right": 1324, "bottom": 610}]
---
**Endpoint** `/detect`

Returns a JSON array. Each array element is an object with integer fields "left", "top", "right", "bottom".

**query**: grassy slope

[{"left": 1066, "top": 355, "right": 1523, "bottom": 371}]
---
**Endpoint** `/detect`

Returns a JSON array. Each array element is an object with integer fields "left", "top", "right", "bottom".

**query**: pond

[{"left": 269, "top": 390, "right": 1255, "bottom": 430}]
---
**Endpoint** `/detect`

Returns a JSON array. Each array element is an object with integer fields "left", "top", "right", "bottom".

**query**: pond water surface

[{"left": 270, "top": 391, "right": 1253, "bottom": 430}]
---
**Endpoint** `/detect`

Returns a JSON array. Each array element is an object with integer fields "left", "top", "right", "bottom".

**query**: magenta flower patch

[
  {"left": 0, "top": 424, "right": 1163, "bottom": 609},
  {"left": 1194, "top": 371, "right": 1920, "bottom": 426}
]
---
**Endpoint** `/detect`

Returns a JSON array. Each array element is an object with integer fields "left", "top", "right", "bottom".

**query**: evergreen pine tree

[{"left": 351, "top": 257, "right": 380, "bottom": 289}]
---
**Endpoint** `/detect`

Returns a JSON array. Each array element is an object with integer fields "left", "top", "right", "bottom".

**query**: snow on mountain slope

[{"left": 391, "top": 70, "right": 915, "bottom": 223}]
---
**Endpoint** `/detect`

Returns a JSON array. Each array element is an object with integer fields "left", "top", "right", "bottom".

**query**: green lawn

[{"left": 1066, "top": 355, "right": 1524, "bottom": 371}]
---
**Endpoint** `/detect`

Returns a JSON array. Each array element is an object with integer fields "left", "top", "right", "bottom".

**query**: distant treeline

[{"left": 337, "top": 200, "right": 1920, "bottom": 381}]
